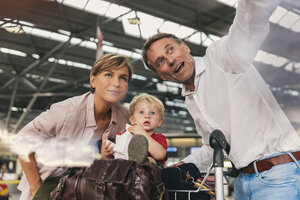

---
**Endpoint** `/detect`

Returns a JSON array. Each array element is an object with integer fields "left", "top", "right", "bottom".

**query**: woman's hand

[
  {"left": 127, "top": 122, "right": 147, "bottom": 136},
  {"left": 101, "top": 138, "right": 114, "bottom": 159}
]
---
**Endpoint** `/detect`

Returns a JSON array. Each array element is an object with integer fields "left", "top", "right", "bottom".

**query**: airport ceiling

[{"left": 0, "top": 0, "right": 299, "bottom": 135}]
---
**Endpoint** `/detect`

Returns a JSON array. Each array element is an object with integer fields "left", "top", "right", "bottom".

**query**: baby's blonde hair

[{"left": 129, "top": 93, "right": 164, "bottom": 120}]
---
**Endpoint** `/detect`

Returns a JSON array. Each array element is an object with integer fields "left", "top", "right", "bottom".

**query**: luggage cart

[{"left": 168, "top": 130, "right": 230, "bottom": 200}]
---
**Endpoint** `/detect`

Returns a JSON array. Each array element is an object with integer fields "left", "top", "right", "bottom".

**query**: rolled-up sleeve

[{"left": 182, "top": 143, "right": 213, "bottom": 172}]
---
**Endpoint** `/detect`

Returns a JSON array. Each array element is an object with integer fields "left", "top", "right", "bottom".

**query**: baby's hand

[
  {"left": 101, "top": 138, "right": 114, "bottom": 159},
  {"left": 128, "top": 122, "right": 147, "bottom": 136}
]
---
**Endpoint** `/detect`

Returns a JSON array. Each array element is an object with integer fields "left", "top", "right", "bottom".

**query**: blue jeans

[{"left": 235, "top": 153, "right": 300, "bottom": 200}]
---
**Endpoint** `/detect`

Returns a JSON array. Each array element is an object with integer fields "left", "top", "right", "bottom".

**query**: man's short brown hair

[{"left": 142, "top": 33, "right": 183, "bottom": 72}]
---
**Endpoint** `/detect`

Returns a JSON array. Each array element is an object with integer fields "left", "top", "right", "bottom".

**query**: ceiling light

[
  {"left": 3, "top": 24, "right": 24, "bottom": 34},
  {"left": 128, "top": 17, "right": 140, "bottom": 25},
  {"left": 122, "top": 12, "right": 140, "bottom": 37}
]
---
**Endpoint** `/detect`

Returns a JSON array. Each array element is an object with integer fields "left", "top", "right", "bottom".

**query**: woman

[{"left": 16, "top": 54, "right": 133, "bottom": 200}]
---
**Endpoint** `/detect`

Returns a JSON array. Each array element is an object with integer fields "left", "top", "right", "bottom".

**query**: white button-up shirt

[{"left": 182, "top": 0, "right": 300, "bottom": 171}]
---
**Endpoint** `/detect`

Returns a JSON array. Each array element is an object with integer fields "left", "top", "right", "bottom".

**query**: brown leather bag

[{"left": 50, "top": 159, "right": 167, "bottom": 200}]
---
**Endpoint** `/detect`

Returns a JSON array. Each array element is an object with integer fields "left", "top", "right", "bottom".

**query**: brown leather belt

[{"left": 242, "top": 151, "right": 300, "bottom": 174}]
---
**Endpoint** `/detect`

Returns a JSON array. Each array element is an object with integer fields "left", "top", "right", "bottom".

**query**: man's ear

[{"left": 181, "top": 42, "right": 191, "bottom": 53}]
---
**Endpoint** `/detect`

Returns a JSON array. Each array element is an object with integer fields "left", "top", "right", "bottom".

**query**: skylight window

[
  {"left": 80, "top": 41, "right": 97, "bottom": 49},
  {"left": 157, "top": 83, "right": 168, "bottom": 92},
  {"left": 118, "top": 49, "right": 132, "bottom": 57},
  {"left": 2, "top": 18, "right": 142, "bottom": 62},
  {"left": 70, "top": 37, "right": 83, "bottom": 45},
  {"left": 63, "top": 0, "right": 88, "bottom": 10},
  {"left": 31, "top": 28, "right": 51, "bottom": 38},
  {"left": 0, "top": 47, "right": 26, "bottom": 57},
  {"left": 208, "top": 34, "right": 221, "bottom": 42},
  {"left": 58, "top": 29, "right": 71, "bottom": 36},
  {"left": 102, "top": 45, "right": 118, "bottom": 53},
  {"left": 264, "top": 53, "right": 280, "bottom": 65},
  {"left": 156, "top": 82, "right": 180, "bottom": 94},
  {"left": 32, "top": 54, "right": 40, "bottom": 59},
  {"left": 131, "top": 52, "right": 142, "bottom": 60},
  {"left": 19, "top": 20, "right": 34, "bottom": 27},
  {"left": 11, "top": 107, "right": 18, "bottom": 112},
  {"left": 179, "top": 110, "right": 187, "bottom": 116},
  {"left": 163, "top": 81, "right": 182, "bottom": 88},
  {"left": 50, "top": 32, "right": 69, "bottom": 42},
  {"left": 272, "top": 56, "right": 287, "bottom": 67},
  {"left": 134, "top": 48, "right": 142, "bottom": 53},
  {"left": 105, "top": 4, "right": 130, "bottom": 20},
  {"left": 255, "top": 50, "right": 288, "bottom": 68},
  {"left": 122, "top": 11, "right": 140, "bottom": 37},
  {"left": 278, "top": 11, "right": 300, "bottom": 29},
  {"left": 151, "top": 78, "right": 159, "bottom": 83},
  {"left": 188, "top": 32, "right": 201, "bottom": 45},
  {"left": 49, "top": 77, "right": 67, "bottom": 84},
  {"left": 102, "top": 40, "right": 114, "bottom": 46},
  {"left": 216, "top": 0, "right": 238, "bottom": 8},
  {"left": 270, "top": 6, "right": 300, "bottom": 32},
  {"left": 132, "top": 74, "right": 147, "bottom": 81},
  {"left": 202, "top": 37, "right": 213, "bottom": 47},
  {"left": 137, "top": 12, "right": 163, "bottom": 39},
  {"left": 159, "top": 21, "right": 180, "bottom": 34},
  {"left": 175, "top": 25, "right": 195, "bottom": 39},
  {"left": 285, "top": 63, "right": 293, "bottom": 72},
  {"left": 291, "top": 20, "right": 300, "bottom": 32},
  {"left": 84, "top": 0, "right": 110, "bottom": 15},
  {"left": 165, "top": 100, "right": 186, "bottom": 108},
  {"left": 58, "top": 59, "right": 67, "bottom": 65},
  {"left": 22, "top": 26, "right": 33, "bottom": 34},
  {"left": 48, "top": 57, "right": 92, "bottom": 70},
  {"left": 269, "top": 6, "right": 288, "bottom": 23}
]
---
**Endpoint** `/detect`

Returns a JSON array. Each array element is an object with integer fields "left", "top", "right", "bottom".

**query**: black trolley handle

[{"left": 209, "top": 129, "right": 230, "bottom": 200}]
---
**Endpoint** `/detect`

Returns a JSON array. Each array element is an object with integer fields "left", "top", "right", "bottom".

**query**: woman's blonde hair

[
  {"left": 129, "top": 93, "right": 165, "bottom": 120},
  {"left": 90, "top": 54, "right": 133, "bottom": 93}
]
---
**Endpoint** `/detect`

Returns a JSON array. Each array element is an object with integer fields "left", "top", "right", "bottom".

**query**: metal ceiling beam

[
  {"left": 5, "top": 77, "right": 19, "bottom": 131},
  {"left": 0, "top": 92, "right": 80, "bottom": 99},
  {"left": 21, "top": 77, "right": 38, "bottom": 91},
  {"left": 0, "top": 40, "right": 68, "bottom": 92},
  {"left": 13, "top": 44, "right": 69, "bottom": 133}
]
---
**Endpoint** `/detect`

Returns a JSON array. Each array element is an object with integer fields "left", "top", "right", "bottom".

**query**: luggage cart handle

[
  {"left": 209, "top": 130, "right": 230, "bottom": 167},
  {"left": 209, "top": 130, "right": 230, "bottom": 200}
]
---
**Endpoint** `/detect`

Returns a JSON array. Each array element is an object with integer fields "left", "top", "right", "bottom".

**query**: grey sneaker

[{"left": 128, "top": 135, "right": 149, "bottom": 164}]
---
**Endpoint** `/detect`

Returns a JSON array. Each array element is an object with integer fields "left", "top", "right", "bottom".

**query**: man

[{"left": 142, "top": 0, "right": 300, "bottom": 199}]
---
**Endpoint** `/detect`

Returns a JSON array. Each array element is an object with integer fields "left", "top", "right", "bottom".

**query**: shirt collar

[
  {"left": 86, "top": 92, "right": 118, "bottom": 128},
  {"left": 181, "top": 56, "right": 205, "bottom": 96},
  {"left": 110, "top": 103, "right": 118, "bottom": 125}
]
